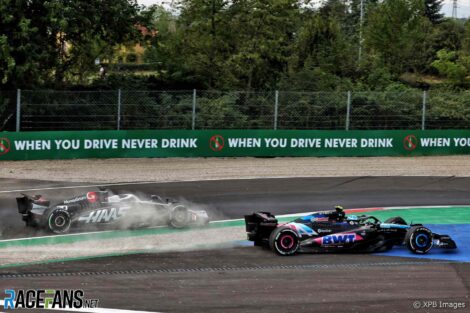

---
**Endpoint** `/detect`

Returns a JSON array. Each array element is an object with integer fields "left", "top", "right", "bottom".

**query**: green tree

[
  {"left": 223, "top": 0, "right": 300, "bottom": 90},
  {"left": 424, "top": 0, "right": 444, "bottom": 24},
  {"left": 461, "top": 19, "right": 470, "bottom": 54},
  {"left": 138, "top": 4, "right": 189, "bottom": 86},
  {"left": 0, "top": 0, "right": 140, "bottom": 88},
  {"left": 171, "top": 0, "right": 300, "bottom": 90},
  {"left": 431, "top": 49, "right": 470, "bottom": 85},
  {"left": 141, "top": 5, "right": 178, "bottom": 65},
  {"left": 175, "top": 0, "right": 231, "bottom": 88},
  {"left": 364, "top": 0, "right": 432, "bottom": 74},
  {"left": 433, "top": 19, "right": 465, "bottom": 52},
  {"left": 279, "top": 1, "right": 361, "bottom": 91},
  {"left": 0, "top": 0, "right": 56, "bottom": 88}
]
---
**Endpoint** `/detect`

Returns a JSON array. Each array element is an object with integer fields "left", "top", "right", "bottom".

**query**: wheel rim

[
  {"left": 415, "top": 234, "right": 429, "bottom": 248},
  {"left": 280, "top": 234, "right": 294, "bottom": 249},
  {"left": 174, "top": 210, "right": 187, "bottom": 222},
  {"left": 55, "top": 216, "right": 65, "bottom": 227}
]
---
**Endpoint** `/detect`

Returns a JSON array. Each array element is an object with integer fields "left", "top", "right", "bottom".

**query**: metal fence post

[
  {"left": 117, "top": 89, "right": 122, "bottom": 130},
  {"left": 16, "top": 89, "right": 21, "bottom": 132},
  {"left": 421, "top": 90, "right": 427, "bottom": 130},
  {"left": 274, "top": 90, "right": 279, "bottom": 130},
  {"left": 346, "top": 91, "right": 351, "bottom": 131},
  {"left": 192, "top": 89, "right": 197, "bottom": 130}
]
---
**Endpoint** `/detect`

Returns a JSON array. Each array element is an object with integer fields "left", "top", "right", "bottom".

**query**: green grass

[{"left": 368, "top": 207, "right": 470, "bottom": 225}]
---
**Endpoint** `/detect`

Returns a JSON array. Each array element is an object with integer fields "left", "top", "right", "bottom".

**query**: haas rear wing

[
  {"left": 16, "top": 194, "right": 50, "bottom": 214},
  {"left": 16, "top": 195, "right": 32, "bottom": 214},
  {"left": 244, "top": 212, "right": 278, "bottom": 245},
  {"left": 17, "top": 194, "right": 50, "bottom": 213},
  {"left": 16, "top": 194, "right": 50, "bottom": 225}
]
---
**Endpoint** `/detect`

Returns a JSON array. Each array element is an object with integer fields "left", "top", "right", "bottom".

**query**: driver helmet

[{"left": 334, "top": 205, "right": 346, "bottom": 220}]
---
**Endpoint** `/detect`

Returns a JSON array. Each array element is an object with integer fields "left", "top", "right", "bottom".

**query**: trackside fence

[{"left": 2, "top": 90, "right": 470, "bottom": 131}]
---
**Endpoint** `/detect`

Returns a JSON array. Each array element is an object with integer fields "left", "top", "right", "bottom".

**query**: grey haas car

[{"left": 17, "top": 190, "right": 209, "bottom": 234}]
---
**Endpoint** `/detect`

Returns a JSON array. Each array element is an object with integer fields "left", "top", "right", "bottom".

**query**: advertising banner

[{"left": 0, "top": 130, "right": 469, "bottom": 160}]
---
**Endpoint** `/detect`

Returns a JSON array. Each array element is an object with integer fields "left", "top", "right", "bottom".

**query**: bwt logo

[
  {"left": 3, "top": 289, "right": 99, "bottom": 310},
  {"left": 315, "top": 233, "right": 363, "bottom": 246}
]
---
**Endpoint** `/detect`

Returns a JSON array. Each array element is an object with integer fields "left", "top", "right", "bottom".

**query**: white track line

[
  {"left": 5, "top": 174, "right": 456, "bottom": 194},
  {"left": 0, "top": 300, "right": 160, "bottom": 313},
  {"left": 0, "top": 181, "right": 161, "bottom": 194},
  {"left": 367, "top": 205, "right": 462, "bottom": 210},
  {"left": 0, "top": 176, "right": 326, "bottom": 194}
]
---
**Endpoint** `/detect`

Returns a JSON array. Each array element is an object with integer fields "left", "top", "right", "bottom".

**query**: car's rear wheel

[
  {"left": 269, "top": 226, "right": 300, "bottom": 256},
  {"left": 169, "top": 205, "right": 190, "bottom": 228},
  {"left": 405, "top": 226, "right": 433, "bottom": 254},
  {"left": 384, "top": 216, "right": 407, "bottom": 225},
  {"left": 48, "top": 209, "right": 71, "bottom": 234}
]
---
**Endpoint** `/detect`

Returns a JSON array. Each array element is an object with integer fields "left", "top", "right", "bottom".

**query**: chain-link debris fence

[{"left": 2, "top": 89, "right": 470, "bottom": 131}]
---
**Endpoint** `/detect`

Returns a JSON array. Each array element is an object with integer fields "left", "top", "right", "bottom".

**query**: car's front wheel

[
  {"left": 405, "top": 226, "right": 433, "bottom": 254},
  {"left": 48, "top": 209, "right": 72, "bottom": 234},
  {"left": 269, "top": 226, "right": 300, "bottom": 256},
  {"left": 169, "top": 205, "right": 190, "bottom": 228}
]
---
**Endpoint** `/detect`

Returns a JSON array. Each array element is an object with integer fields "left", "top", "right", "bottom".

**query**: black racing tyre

[
  {"left": 48, "top": 209, "right": 72, "bottom": 234},
  {"left": 384, "top": 216, "right": 407, "bottom": 225},
  {"left": 269, "top": 226, "right": 300, "bottom": 256},
  {"left": 169, "top": 205, "right": 190, "bottom": 228},
  {"left": 405, "top": 226, "right": 433, "bottom": 254}
]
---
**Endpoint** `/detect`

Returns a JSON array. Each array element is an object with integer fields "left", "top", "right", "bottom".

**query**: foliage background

[{"left": 2, "top": 0, "right": 470, "bottom": 131}]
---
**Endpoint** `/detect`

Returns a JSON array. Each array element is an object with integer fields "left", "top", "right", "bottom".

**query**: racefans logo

[{"left": 3, "top": 289, "right": 99, "bottom": 310}]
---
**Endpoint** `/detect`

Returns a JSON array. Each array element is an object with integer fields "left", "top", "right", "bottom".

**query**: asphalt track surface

[
  {"left": 1, "top": 176, "right": 470, "bottom": 238},
  {"left": 0, "top": 177, "right": 469, "bottom": 312}
]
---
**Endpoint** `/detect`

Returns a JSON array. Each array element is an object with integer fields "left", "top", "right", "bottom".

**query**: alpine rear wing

[{"left": 244, "top": 212, "right": 278, "bottom": 244}]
